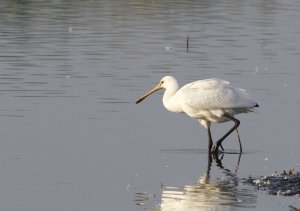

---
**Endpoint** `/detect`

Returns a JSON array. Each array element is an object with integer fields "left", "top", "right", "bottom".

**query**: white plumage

[{"left": 135, "top": 76, "right": 258, "bottom": 153}]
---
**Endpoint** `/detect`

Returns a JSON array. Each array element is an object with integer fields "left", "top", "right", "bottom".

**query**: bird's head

[{"left": 134, "top": 76, "right": 175, "bottom": 104}]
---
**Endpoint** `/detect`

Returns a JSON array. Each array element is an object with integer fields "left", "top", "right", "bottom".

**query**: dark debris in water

[
  {"left": 244, "top": 168, "right": 300, "bottom": 196},
  {"left": 133, "top": 192, "right": 156, "bottom": 206},
  {"left": 289, "top": 205, "right": 300, "bottom": 211}
]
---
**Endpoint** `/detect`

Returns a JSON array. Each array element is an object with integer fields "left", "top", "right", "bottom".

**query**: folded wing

[{"left": 176, "top": 78, "right": 257, "bottom": 116}]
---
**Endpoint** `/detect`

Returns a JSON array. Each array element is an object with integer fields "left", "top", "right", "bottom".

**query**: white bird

[{"left": 135, "top": 76, "right": 259, "bottom": 153}]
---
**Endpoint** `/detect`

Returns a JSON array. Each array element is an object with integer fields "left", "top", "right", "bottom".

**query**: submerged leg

[{"left": 211, "top": 113, "right": 240, "bottom": 153}]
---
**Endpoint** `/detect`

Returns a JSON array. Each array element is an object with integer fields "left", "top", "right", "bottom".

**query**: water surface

[{"left": 0, "top": 0, "right": 300, "bottom": 210}]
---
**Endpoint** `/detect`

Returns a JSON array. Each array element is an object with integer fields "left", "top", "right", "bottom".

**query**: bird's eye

[{"left": 161, "top": 81, "right": 164, "bottom": 84}]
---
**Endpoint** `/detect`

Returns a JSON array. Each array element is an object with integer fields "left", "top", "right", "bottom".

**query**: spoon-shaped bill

[{"left": 135, "top": 83, "right": 162, "bottom": 104}]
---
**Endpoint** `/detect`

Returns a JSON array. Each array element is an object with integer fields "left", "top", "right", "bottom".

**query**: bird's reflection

[
  {"left": 159, "top": 153, "right": 256, "bottom": 211},
  {"left": 134, "top": 153, "right": 256, "bottom": 210}
]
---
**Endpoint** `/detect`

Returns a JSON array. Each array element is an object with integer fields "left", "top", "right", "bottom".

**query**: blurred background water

[{"left": 0, "top": 0, "right": 300, "bottom": 210}]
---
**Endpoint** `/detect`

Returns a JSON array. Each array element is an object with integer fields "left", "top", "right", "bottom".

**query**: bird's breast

[{"left": 162, "top": 94, "right": 184, "bottom": 113}]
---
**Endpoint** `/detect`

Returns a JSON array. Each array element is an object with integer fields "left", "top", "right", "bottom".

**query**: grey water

[{"left": 0, "top": 0, "right": 300, "bottom": 210}]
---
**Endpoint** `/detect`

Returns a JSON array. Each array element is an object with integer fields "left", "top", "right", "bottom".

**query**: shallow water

[{"left": 0, "top": 0, "right": 300, "bottom": 210}]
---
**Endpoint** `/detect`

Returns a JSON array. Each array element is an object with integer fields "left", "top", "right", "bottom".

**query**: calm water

[{"left": 0, "top": 0, "right": 300, "bottom": 210}]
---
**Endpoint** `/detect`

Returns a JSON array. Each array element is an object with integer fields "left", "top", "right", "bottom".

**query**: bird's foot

[{"left": 211, "top": 144, "right": 224, "bottom": 154}]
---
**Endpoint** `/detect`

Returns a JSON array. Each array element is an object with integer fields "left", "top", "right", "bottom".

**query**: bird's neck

[{"left": 162, "top": 83, "right": 182, "bottom": 113}]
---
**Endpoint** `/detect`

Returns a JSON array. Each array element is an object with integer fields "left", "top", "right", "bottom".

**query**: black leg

[
  {"left": 220, "top": 143, "right": 225, "bottom": 152},
  {"left": 207, "top": 126, "right": 213, "bottom": 152},
  {"left": 208, "top": 125, "right": 224, "bottom": 152},
  {"left": 235, "top": 128, "right": 242, "bottom": 153},
  {"left": 212, "top": 113, "right": 240, "bottom": 153}
]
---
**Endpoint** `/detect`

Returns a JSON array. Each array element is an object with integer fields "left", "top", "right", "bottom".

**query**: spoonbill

[{"left": 135, "top": 76, "right": 258, "bottom": 153}]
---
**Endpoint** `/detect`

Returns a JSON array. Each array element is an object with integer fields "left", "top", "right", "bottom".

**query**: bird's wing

[
  {"left": 186, "top": 78, "right": 230, "bottom": 89},
  {"left": 177, "top": 78, "right": 256, "bottom": 111}
]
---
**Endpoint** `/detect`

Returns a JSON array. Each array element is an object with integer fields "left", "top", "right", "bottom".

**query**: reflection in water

[{"left": 159, "top": 154, "right": 256, "bottom": 210}]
